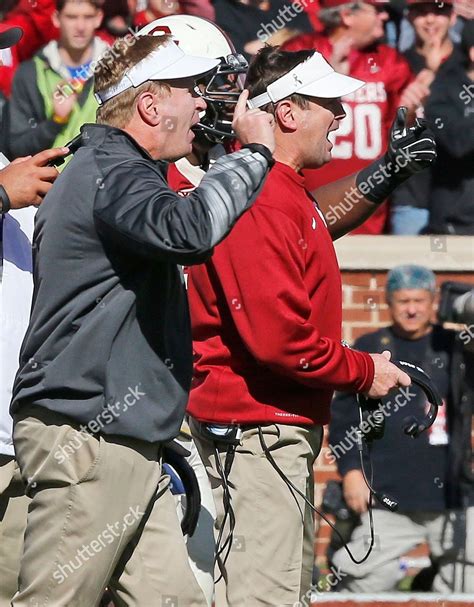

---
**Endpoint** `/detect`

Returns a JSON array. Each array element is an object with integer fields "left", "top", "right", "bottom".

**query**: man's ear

[
  {"left": 136, "top": 91, "right": 161, "bottom": 126},
  {"left": 339, "top": 7, "right": 354, "bottom": 28},
  {"left": 274, "top": 100, "right": 298, "bottom": 131},
  {"left": 52, "top": 10, "right": 60, "bottom": 29}
]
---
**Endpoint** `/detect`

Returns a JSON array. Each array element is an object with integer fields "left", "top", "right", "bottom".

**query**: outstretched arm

[{"left": 314, "top": 107, "right": 437, "bottom": 240}]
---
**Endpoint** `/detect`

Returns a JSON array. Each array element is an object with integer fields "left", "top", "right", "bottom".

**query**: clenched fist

[{"left": 367, "top": 350, "right": 411, "bottom": 399}]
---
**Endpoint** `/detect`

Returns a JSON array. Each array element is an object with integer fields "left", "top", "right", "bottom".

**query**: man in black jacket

[
  {"left": 330, "top": 264, "right": 474, "bottom": 592},
  {"left": 9, "top": 33, "right": 275, "bottom": 606},
  {"left": 424, "top": 19, "right": 474, "bottom": 234}
]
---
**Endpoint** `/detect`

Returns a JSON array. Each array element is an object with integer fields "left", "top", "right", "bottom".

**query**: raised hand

[{"left": 232, "top": 89, "right": 275, "bottom": 153}]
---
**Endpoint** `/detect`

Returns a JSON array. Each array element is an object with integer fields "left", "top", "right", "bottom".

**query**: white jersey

[{"left": 0, "top": 206, "right": 36, "bottom": 455}]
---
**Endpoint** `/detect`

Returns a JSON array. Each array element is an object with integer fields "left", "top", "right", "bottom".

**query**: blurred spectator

[
  {"left": 134, "top": 0, "right": 182, "bottom": 28},
  {"left": 391, "top": 0, "right": 457, "bottom": 235},
  {"left": 99, "top": 0, "right": 136, "bottom": 42},
  {"left": 283, "top": 0, "right": 415, "bottom": 234},
  {"left": 214, "top": 0, "right": 313, "bottom": 58},
  {"left": 0, "top": 0, "right": 58, "bottom": 97},
  {"left": 330, "top": 265, "right": 474, "bottom": 592},
  {"left": 100, "top": 0, "right": 213, "bottom": 36},
  {"left": 424, "top": 19, "right": 474, "bottom": 234},
  {"left": 453, "top": 0, "right": 474, "bottom": 22},
  {"left": 8, "top": 0, "right": 107, "bottom": 159}
]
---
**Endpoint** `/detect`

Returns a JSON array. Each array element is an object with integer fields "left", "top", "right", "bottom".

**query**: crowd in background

[{"left": 0, "top": 0, "right": 473, "bottom": 235}]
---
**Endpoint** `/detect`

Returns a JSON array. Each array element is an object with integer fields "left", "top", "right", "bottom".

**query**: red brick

[
  {"left": 350, "top": 289, "right": 386, "bottom": 308},
  {"left": 343, "top": 309, "right": 374, "bottom": 323},
  {"left": 341, "top": 272, "right": 373, "bottom": 287},
  {"left": 350, "top": 325, "right": 377, "bottom": 342},
  {"left": 376, "top": 308, "right": 393, "bottom": 323}
]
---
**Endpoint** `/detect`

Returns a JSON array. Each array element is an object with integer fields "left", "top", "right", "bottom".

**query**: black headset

[
  {"left": 357, "top": 359, "right": 443, "bottom": 512},
  {"left": 394, "top": 359, "right": 443, "bottom": 437}
]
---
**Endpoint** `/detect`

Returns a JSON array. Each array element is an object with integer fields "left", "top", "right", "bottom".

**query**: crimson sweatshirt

[{"left": 186, "top": 161, "right": 375, "bottom": 426}]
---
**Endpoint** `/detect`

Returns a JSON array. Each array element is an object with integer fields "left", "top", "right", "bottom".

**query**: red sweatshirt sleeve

[{"left": 208, "top": 203, "right": 374, "bottom": 393}]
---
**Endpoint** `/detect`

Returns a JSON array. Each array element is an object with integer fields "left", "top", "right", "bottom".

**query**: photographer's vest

[{"left": 33, "top": 55, "right": 98, "bottom": 155}]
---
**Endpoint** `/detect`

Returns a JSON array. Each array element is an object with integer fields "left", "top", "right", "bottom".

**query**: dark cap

[{"left": 0, "top": 26, "right": 23, "bottom": 50}]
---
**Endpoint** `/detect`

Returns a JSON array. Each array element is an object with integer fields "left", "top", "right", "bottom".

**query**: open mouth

[{"left": 326, "top": 124, "right": 339, "bottom": 143}]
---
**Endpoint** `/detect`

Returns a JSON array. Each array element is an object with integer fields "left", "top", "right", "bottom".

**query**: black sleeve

[
  {"left": 425, "top": 77, "right": 474, "bottom": 160},
  {"left": 8, "top": 61, "right": 63, "bottom": 158},
  {"left": 93, "top": 148, "right": 270, "bottom": 265}
]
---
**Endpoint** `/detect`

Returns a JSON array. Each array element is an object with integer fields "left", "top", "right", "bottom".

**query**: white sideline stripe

[{"left": 311, "top": 592, "right": 474, "bottom": 602}]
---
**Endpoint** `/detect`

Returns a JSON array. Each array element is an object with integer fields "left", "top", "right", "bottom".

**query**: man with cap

[
  {"left": 283, "top": 0, "right": 420, "bottom": 234},
  {"left": 184, "top": 44, "right": 439, "bottom": 605},
  {"left": 8, "top": 33, "right": 275, "bottom": 606},
  {"left": 330, "top": 264, "right": 474, "bottom": 592},
  {"left": 390, "top": 0, "right": 458, "bottom": 235}
]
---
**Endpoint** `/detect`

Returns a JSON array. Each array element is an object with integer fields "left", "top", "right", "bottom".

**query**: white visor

[
  {"left": 248, "top": 52, "right": 365, "bottom": 108},
  {"left": 95, "top": 40, "right": 220, "bottom": 105}
]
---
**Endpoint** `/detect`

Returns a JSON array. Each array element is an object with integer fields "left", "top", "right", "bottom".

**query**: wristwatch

[{"left": 0, "top": 185, "right": 11, "bottom": 214}]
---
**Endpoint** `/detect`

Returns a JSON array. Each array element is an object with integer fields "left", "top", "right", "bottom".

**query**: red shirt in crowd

[
  {"left": 168, "top": 160, "right": 374, "bottom": 427},
  {"left": 283, "top": 34, "right": 413, "bottom": 234},
  {"left": 0, "top": 0, "right": 58, "bottom": 97}
]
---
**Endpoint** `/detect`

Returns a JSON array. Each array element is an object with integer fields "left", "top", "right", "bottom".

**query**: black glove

[{"left": 356, "top": 107, "right": 437, "bottom": 205}]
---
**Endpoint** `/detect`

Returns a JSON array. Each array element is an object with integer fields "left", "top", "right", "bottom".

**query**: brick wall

[{"left": 313, "top": 268, "right": 474, "bottom": 568}]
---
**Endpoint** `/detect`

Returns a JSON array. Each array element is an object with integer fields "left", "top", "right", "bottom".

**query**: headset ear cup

[{"left": 403, "top": 415, "right": 420, "bottom": 437}]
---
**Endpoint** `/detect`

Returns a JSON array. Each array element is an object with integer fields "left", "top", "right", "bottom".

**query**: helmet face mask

[
  {"left": 137, "top": 16, "right": 248, "bottom": 144},
  {"left": 195, "top": 53, "right": 248, "bottom": 143}
]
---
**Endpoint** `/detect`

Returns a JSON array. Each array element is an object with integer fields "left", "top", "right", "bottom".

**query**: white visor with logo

[
  {"left": 95, "top": 40, "right": 220, "bottom": 105},
  {"left": 248, "top": 52, "right": 365, "bottom": 108}
]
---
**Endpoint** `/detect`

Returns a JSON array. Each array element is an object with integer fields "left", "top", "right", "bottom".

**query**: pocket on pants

[{"left": 13, "top": 412, "right": 102, "bottom": 495}]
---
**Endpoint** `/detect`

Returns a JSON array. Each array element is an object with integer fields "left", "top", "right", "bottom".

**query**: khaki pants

[
  {"left": 332, "top": 507, "right": 474, "bottom": 593},
  {"left": 191, "top": 421, "right": 323, "bottom": 607},
  {"left": 12, "top": 405, "right": 206, "bottom": 607},
  {"left": 0, "top": 456, "right": 29, "bottom": 606}
]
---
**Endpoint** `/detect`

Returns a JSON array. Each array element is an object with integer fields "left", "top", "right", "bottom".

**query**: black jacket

[
  {"left": 425, "top": 51, "right": 474, "bottom": 234},
  {"left": 11, "top": 123, "right": 270, "bottom": 443}
]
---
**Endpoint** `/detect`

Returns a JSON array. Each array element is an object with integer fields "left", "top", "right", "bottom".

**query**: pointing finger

[{"left": 233, "top": 89, "right": 250, "bottom": 121}]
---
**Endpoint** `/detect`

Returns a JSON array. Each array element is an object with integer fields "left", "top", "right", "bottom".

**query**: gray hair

[{"left": 319, "top": 2, "right": 362, "bottom": 32}]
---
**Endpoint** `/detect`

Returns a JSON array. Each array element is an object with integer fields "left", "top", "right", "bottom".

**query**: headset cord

[
  {"left": 213, "top": 442, "right": 237, "bottom": 584},
  {"left": 257, "top": 426, "right": 376, "bottom": 565}
]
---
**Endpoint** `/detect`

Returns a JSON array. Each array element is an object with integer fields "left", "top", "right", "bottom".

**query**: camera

[{"left": 438, "top": 281, "right": 474, "bottom": 325}]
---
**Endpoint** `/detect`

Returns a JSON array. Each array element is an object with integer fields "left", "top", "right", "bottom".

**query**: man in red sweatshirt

[{"left": 187, "top": 45, "right": 437, "bottom": 606}]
